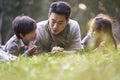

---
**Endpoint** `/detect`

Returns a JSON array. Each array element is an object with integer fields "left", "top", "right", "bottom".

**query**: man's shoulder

[
  {"left": 37, "top": 20, "right": 48, "bottom": 26},
  {"left": 68, "top": 19, "right": 80, "bottom": 30},
  {"left": 69, "top": 19, "right": 78, "bottom": 24}
]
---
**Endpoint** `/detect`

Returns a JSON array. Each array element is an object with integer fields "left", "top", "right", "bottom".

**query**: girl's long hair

[{"left": 90, "top": 14, "right": 117, "bottom": 49}]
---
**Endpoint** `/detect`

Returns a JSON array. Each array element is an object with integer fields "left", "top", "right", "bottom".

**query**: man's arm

[{"left": 68, "top": 20, "right": 83, "bottom": 51}]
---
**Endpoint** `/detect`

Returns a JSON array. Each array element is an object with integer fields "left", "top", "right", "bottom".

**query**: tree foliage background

[{"left": 0, "top": 0, "right": 120, "bottom": 44}]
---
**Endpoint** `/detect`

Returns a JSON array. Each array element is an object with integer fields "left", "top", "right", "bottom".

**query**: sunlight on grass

[{"left": 0, "top": 51, "right": 120, "bottom": 80}]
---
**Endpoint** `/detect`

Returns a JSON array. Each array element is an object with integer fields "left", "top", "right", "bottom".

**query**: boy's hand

[{"left": 28, "top": 45, "right": 38, "bottom": 55}]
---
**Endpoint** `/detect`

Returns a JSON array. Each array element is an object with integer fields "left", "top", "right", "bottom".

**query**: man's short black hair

[
  {"left": 49, "top": 1, "right": 71, "bottom": 19},
  {"left": 12, "top": 16, "right": 36, "bottom": 39}
]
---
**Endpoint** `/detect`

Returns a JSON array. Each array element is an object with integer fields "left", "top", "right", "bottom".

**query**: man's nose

[{"left": 53, "top": 23, "right": 58, "bottom": 29}]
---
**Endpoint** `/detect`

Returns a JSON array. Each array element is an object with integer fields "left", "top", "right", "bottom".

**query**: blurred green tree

[{"left": 0, "top": 0, "right": 120, "bottom": 44}]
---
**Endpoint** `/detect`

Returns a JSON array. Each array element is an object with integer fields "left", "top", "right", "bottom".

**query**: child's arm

[
  {"left": 5, "top": 42, "right": 37, "bottom": 57},
  {"left": 23, "top": 45, "right": 37, "bottom": 56},
  {"left": 5, "top": 43, "right": 20, "bottom": 56}
]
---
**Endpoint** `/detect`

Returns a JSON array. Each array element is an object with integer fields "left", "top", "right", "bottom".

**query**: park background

[
  {"left": 1, "top": 0, "right": 120, "bottom": 80},
  {"left": 0, "top": 0, "right": 120, "bottom": 45}
]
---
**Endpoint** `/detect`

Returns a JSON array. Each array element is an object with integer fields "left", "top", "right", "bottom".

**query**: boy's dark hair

[
  {"left": 49, "top": 1, "right": 71, "bottom": 19},
  {"left": 12, "top": 16, "right": 36, "bottom": 39}
]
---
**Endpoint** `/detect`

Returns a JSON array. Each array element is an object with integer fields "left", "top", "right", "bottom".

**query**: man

[{"left": 35, "top": 1, "right": 82, "bottom": 54}]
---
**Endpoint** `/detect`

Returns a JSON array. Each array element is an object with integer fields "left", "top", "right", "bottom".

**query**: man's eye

[
  {"left": 58, "top": 23, "right": 63, "bottom": 25},
  {"left": 51, "top": 20, "right": 55, "bottom": 23}
]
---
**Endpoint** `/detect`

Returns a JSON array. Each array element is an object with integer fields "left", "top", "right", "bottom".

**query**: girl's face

[
  {"left": 91, "top": 24, "right": 104, "bottom": 40},
  {"left": 20, "top": 29, "right": 36, "bottom": 45}
]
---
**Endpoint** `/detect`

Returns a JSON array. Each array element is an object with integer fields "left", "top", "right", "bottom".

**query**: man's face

[{"left": 48, "top": 13, "right": 68, "bottom": 35}]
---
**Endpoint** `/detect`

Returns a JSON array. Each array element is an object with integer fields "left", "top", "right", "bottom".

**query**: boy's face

[
  {"left": 21, "top": 29, "right": 36, "bottom": 44},
  {"left": 48, "top": 13, "right": 68, "bottom": 35}
]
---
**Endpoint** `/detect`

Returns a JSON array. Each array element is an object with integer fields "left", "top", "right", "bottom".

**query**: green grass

[{"left": 0, "top": 51, "right": 120, "bottom": 80}]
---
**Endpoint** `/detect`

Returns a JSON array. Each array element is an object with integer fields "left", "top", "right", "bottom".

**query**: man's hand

[{"left": 51, "top": 46, "right": 64, "bottom": 55}]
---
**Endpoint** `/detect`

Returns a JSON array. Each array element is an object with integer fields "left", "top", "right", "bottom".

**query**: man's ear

[
  {"left": 66, "top": 18, "right": 69, "bottom": 23},
  {"left": 48, "top": 13, "right": 50, "bottom": 18},
  {"left": 20, "top": 33, "right": 24, "bottom": 39}
]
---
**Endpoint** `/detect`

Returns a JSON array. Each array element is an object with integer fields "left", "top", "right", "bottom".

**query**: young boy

[
  {"left": 0, "top": 48, "right": 17, "bottom": 61},
  {"left": 3, "top": 16, "right": 37, "bottom": 57}
]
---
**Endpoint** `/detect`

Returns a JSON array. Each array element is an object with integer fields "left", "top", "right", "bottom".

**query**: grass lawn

[{"left": 0, "top": 50, "right": 120, "bottom": 80}]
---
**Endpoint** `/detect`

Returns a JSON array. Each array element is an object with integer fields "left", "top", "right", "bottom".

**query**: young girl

[
  {"left": 2, "top": 16, "right": 37, "bottom": 57},
  {"left": 81, "top": 14, "right": 117, "bottom": 51}
]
